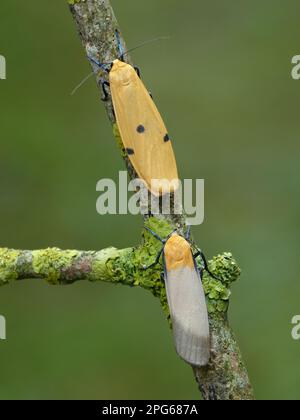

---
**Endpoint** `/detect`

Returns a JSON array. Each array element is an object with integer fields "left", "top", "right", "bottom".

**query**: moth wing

[
  {"left": 164, "top": 264, "right": 210, "bottom": 367},
  {"left": 110, "top": 64, "right": 178, "bottom": 196}
]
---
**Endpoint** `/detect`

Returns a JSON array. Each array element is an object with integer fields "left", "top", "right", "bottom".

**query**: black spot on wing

[
  {"left": 137, "top": 125, "right": 145, "bottom": 133},
  {"left": 126, "top": 148, "right": 135, "bottom": 155},
  {"left": 164, "top": 133, "right": 170, "bottom": 142}
]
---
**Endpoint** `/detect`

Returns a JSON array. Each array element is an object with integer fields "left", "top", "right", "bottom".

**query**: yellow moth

[
  {"left": 109, "top": 59, "right": 179, "bottom": 196},
  {"left": 81, "top": 31, "right": 179, "bottom": 197}
]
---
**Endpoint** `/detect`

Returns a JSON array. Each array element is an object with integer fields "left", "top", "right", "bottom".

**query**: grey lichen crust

[{"left": 195, "top": 318, "right": 254, "bottom": 400}]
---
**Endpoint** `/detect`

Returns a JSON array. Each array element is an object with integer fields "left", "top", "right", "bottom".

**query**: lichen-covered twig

[
  {"left": 0, "top": 221, "right": 253, "bottom": 400},
  {"left": 67, "top": 0, "right": 255, "bottom": 400},
  {"left": 0, "top": 246, "right": 131, "bottom": 286},
  {"left": 0, "top": 223, "right": 253, "bottom": 400},
  {"left": 0, "top": 235, "right": 240, "bottom": 325}
]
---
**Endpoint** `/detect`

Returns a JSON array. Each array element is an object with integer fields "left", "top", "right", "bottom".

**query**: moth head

[{"left": 110, "top": 60, "right": 135, "bottom": 86}]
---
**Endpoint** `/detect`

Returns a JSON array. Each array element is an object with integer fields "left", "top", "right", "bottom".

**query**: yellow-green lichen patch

[
  {"left": 131, "top": 244, "right": 170, "bottom": 320},
  {"left": 107, "top": 248, "right": 136, "bottom": 286},
  {"left": 89, "top": 247, "right": 129, "bottom": 283},
  {"left": 208, "top": 252, "right": 241, "bottom": 287},
  {"left": 0, "top": 248, "right": 21, "bottom": 285},
  {"left": 32, "top": 248, "right": 79, "bottom": 285},
  {"left": 113, "top": 124, "right": 127, "bottom": 158},
  {"left": 103, "top": 245, "right": 169, "bottom": 315},
  {"left": 106, "top": 218, "right": 173, "bottom": 321},
  {"left": 132, "top": 217, "right": 174, "bottom": 320},
  {"left": 144, "top": 217, "right": 174, "bottom": 243},
  {"left": 202, "top": 253, "right": 241, "bottom": 315}
]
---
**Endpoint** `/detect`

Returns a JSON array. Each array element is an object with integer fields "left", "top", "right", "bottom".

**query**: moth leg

[
  {"left": 134, "top": 69, "right": 155, "bottom": 99},
  {"left": 133, "top": 66, "right": 153, "bottom": 98},
  {"left": 101, "top": 80, "right": 110, "bottom": 102},
  {"left": 144, "top": 226, "right": 165, "bottom": 244},
  {"left": 194, "top": 249, "right": 221, "bottom": 281},
  {"left": 143, "top": 246, "right": 164, "bottom": 270},
  {"left": 134, "top": 66, "right": 153, "bottom": 99},
  {"left": 87, "top": 54, "right": 109, "bottom": 73},
  {"left": 134, "top": 66, "right": 141, "bottom": 79}
]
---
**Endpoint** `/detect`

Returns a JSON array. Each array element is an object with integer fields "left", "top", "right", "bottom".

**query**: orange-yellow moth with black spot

[
  {"left": 76, "top": 33, "right": 179, "bottom": 195},
  {"left": 109, "top": 59, "right": 179, "bottom": 197},
  {"left": 146, "top": 229, "right": 210, "bottom": 367}
]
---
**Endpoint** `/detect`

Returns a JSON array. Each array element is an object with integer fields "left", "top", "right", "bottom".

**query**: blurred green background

[{"left": 0, "top": 0, "right": 299, "bottom": 400}]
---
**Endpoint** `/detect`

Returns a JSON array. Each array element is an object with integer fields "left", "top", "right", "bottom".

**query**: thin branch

[
  {"left": 67, "top": 0, "right": 255, "bottom": 400},
  {"left": 0, "top": 247, "right": 132, "bottom": 286},
  {"left": 69, "top": 0, "right": 185, "bottom": 228}
]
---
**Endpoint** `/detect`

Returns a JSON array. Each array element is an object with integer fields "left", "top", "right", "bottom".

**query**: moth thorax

[
  {"left": 164, "top": 235, "right": 194, "bottom": 271},
  {"left": 110, "top": 60, "right": 135, "bottom": 86}
]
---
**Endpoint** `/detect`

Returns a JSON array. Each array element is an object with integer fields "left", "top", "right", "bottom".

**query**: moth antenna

[
  {"left": 121, "top": 36, "right": 171, "bottom": 58},
  {"left": 70, "top": 71, "right": 94, "bottom": 96},
  {"left": 115, "top": 29, "right": 125, "bottom": 60},
  {"left": 71, "top": 53, "right": 111, "bottom": 96},
  {"left": 71, "top": 36, "right": 170, "bottom": 95}
]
